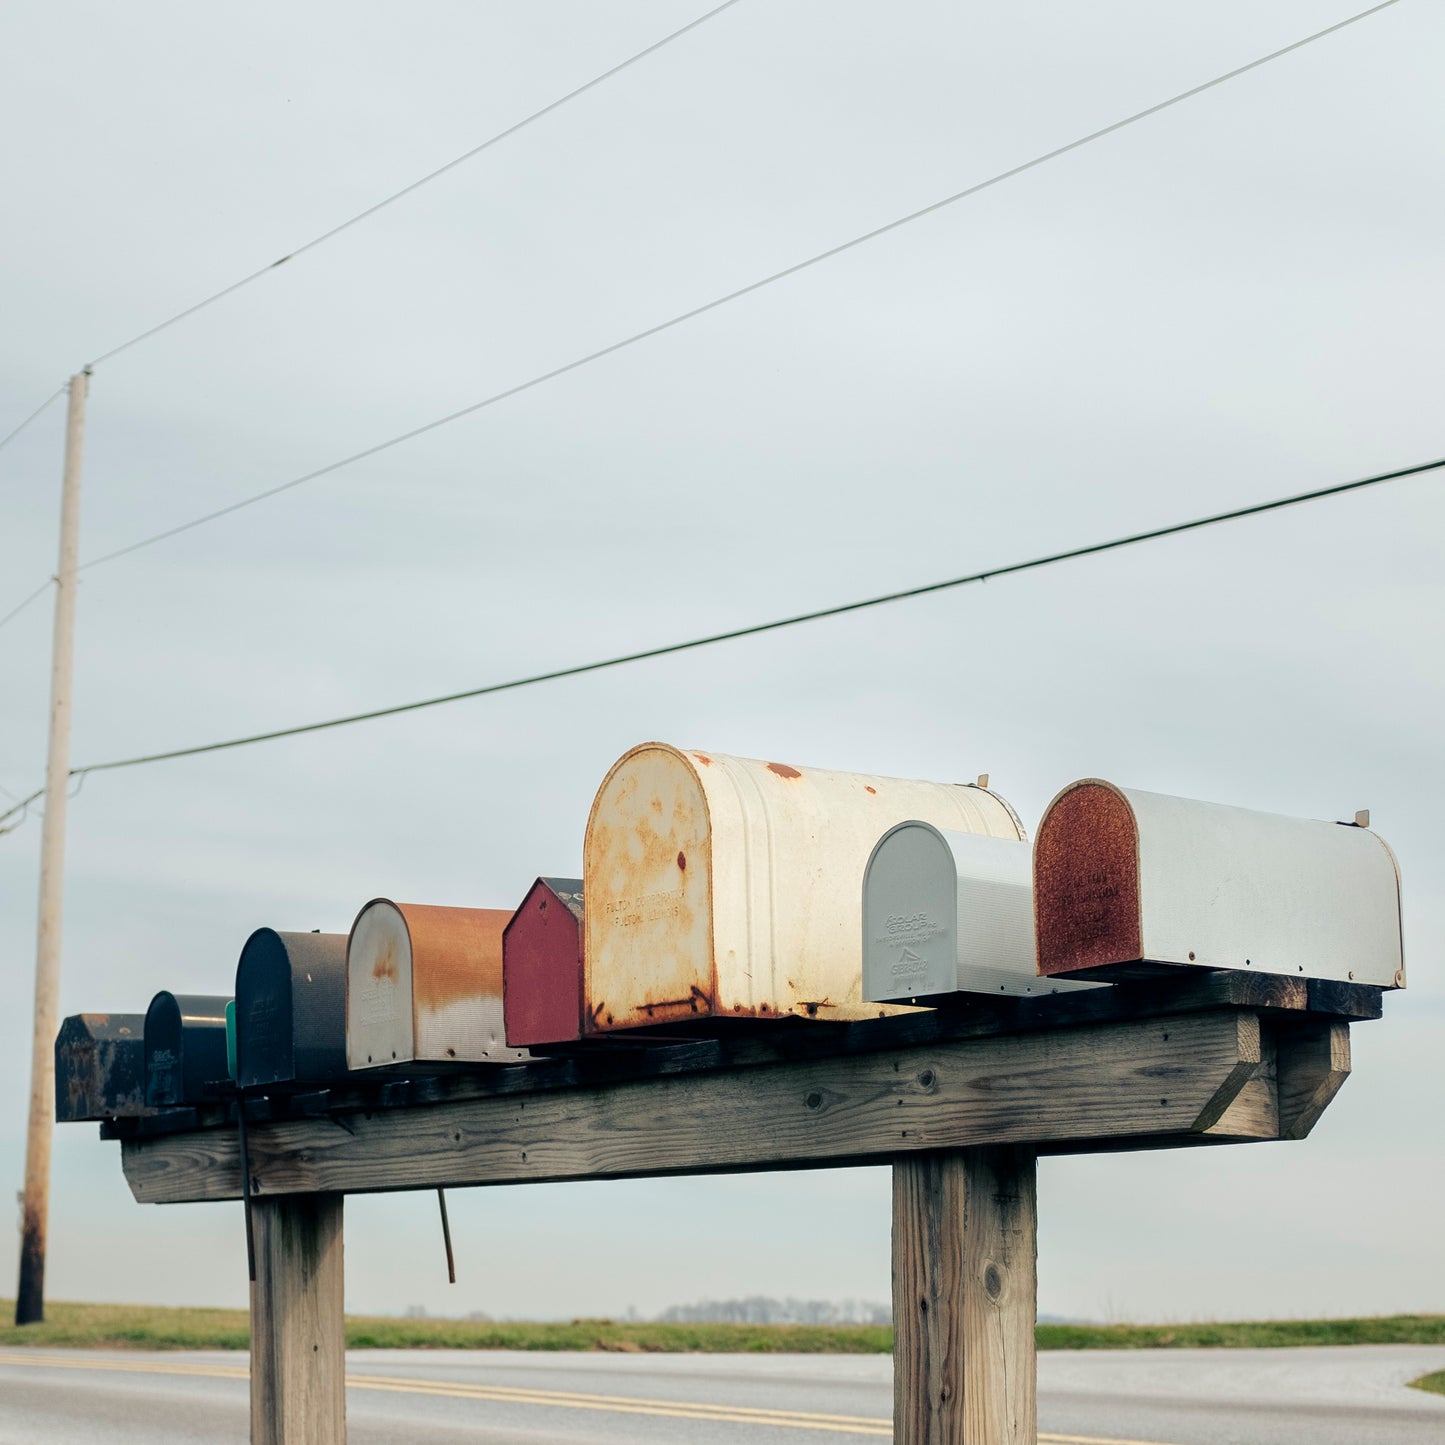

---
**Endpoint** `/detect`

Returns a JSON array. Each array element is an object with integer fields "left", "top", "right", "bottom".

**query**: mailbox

[
  {"left": 55, "top": 1014, "right": 148, "bottom": 1122},
  {"left": 862, "top": 822, "right": 1101, "bottom": 1002},
  {"left": 143, "top": 993, "right": 232, "bottom": 1106},
  {"left": 503, "top": 878, "right": 585, "bottom": 1047},
  {"left": 582, "top": 743, "right": 1027, "bottom": 1032},
  {"left": 347, "top": 900, "right": 529, "bottom": 1069},
  {"left": 235, "top": 929, "right": 348, "bottom": 1090},
  {"left": 1034, "top": 779, "right": 1405, "bottom": 986}
]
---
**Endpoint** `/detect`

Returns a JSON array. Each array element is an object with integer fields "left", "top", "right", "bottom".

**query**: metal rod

[
  {"left": 237, "top": 1104, "right": 257, "bottom": 1283},
  {"left": 437, "top": 1188, "right": 455, "bottom": 1284},
  {"left": 16, "top": 371, "right": 88, "bottom": 1326}
]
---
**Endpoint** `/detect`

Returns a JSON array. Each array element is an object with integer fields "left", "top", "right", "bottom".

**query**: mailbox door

[
  {"left": 236, "top": 929, "right": 296, "bottom": 1089},
  {"left": 863, "top": 823, "right": 960, "bottom": 1001},
  {"left": 348, "top": 901, "right": 416, "bottom": 1068},
  {"left": 144, "top": 993, "right": 230, "bottom": 1106}
]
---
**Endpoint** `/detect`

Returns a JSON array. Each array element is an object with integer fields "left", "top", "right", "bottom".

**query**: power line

[
  {"left": 82, "top": 0, "right": 745, "bottom": 370},
  {"left": 0, "top": 579, "right": 54, "bottom": 633},
  {"left": 0, "top": 387, "right": 66, "bottom": 462},
  {"left": 74, "top": 0, "right": 1402, "bottom": 574},
  {"left": 1, "top": 449, "right": 1436, "bottom": 831}
]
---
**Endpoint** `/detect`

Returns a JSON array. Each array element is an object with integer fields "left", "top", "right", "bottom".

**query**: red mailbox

[{"left": 503, "top": 878, "right": 584, "bottom": 1047}]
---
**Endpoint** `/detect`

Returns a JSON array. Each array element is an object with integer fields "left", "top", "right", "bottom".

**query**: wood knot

[
  {"left": 982, "top": 1262, "right": 1005, "bottom": 1301},
  {"left": 805, "top": 1091, "right": 823, "bottom": 1111}
]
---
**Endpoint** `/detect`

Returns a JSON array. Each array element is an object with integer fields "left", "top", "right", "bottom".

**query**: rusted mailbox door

[
  {"left": 582, "top": 743, "right": 1027, "bottom": 1032},
  {"left": 347, "top": 900, "right": 530, "bottom": 1069},
  {"left": 235, "top": 929, "right": 349, "bottom": 1090},
  {"left": 143, "top": 993, "right": 232, "bottom": 1106},
  {"left": 862, "top": 822, "right": 1101, "bottom": 1002},
  {"left": 55, "top": 1013, "right": 149, "bottom": 1122},
  {"left": 503, "top": 878, "right": 585, "bottom": 1047},
  {"left": 1034, "top": 779, "right": 1405, "bottom": 986}
]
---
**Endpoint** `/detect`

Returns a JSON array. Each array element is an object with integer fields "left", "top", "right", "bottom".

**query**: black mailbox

[
  {"left": 235, "top": 929, "right": 348, "bottom": 1090},
  {"left": 144, "top": 992, "right": 231, "bottom": 1106},
  {"left": 55, "top": 1013, "right": 149, "bottom": 1122}
]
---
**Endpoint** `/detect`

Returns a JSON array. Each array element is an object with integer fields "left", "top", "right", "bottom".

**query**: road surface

[{"left": 0, "top": 1344, "right": 1441, "bottom": 1442}]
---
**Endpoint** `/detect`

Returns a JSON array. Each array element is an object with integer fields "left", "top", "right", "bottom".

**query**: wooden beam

[
  {"left": 893, "top": 1148, "right": 1037, "bottom": 1444},
  {"left": 1277, "top": 1020, "right": 1351, "bottom": 1140},
  {"left": 124, "top": 1010, "right": 1267, "bottom": 1205},
  {"left": 250, "top": 1193, "right": 345, "bottom": 1445}
]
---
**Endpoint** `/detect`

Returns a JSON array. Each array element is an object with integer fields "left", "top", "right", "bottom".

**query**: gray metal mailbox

[
  {"left": 1034, "top": 779, "right": 1405, "bottom": 986},
  {"left": 235, "top": 929, "right": 349, "bottom": 1090},
  {"left": 862, "top": 822, "right": 1100, "bottom": 1002},
  {"left": 55, "top": 1013, "right": 149, "bottom": 1122},
  {"left": 144, "top": 992, "right": 232, "bottom": 1106}
]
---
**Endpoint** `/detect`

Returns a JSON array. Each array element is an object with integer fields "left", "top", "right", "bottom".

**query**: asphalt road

[{"left": 0, "top": 1345, "right": 1441, "bottom": 1443}]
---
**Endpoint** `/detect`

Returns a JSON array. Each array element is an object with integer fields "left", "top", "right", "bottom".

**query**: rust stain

[
  {"left": 1034, "top": 782, "right": 1142, "bottom": 977},
  {"left": 676, "top": 851, "right": 687, "bottom": 871},
  {"left": 371, "top": 940, "right": 398, "bottom": 983},
  {"left": 396, "top": 904, "right": 513, "bottom": 1015},
  {"left": 864, "top": 785, "right": 877, "bottom": 795},
  {"left": 692, "top": 752, "right": 712, "bottom": 766},
  {"left": 766, "top": 762, "right": 802, "bottom": 780}
]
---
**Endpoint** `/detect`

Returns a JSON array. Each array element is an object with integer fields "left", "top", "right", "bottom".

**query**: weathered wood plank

[
  {"left": 892, "top": 1149, "right": 1037, "bottom": 1444},
  {"left": 124, "top": 1012, "right": 1265, "bottom": 1205},
  {"left": 894, "top": 1152, "right": 968, "bottom": 1443},
  {"left": 250, "top": 1193, "right": 344, "bottom": 1445},
  {"left": 1277, "top": 1021, "right": 1351, "bottom": 1140},
  {"left": 100, "top": 973, "right": 1382, "bottom": 1145},
  {"left": 961, "top": 1148, "right": 1036, "bottom": 1445}
]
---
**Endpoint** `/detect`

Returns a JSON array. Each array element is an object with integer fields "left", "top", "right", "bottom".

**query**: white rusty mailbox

[
  {"left": 1034, "top": 779, "right": 1405, "bottom": 986},
  {"left": 862, "top": 821, "right": 1101, "bottom": 1002},
  {"left": 582, "top": 743, "right": 1026, "bottom": 1031},
  {"left": 346, "top": 900, "right": 530, "bottom": 1069}
]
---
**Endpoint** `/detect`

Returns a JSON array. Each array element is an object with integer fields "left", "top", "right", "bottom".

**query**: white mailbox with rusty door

[
  {"left": 862, "top": 821, "right": 1101, "bottom": 1002},
  {"left": 1034, "top": 779, "right": 1405, "bottom": 986},
  {"left": 582, "top": 743, "right": 1026, "bottom": 1032},
  {"left": 346, "top": 900, "right": 529, "bottom": 1069}
]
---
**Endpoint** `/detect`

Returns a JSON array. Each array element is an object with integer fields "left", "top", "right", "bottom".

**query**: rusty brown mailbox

[
  {"left": 1034, "top": 779, "right": 1405, "bottom": 986},
  {"left": 347, "top": 900, "right": 530, "bottom": 1069},
  {"left": 235, "top": 929, "right": 349, "bottom": 1090},
  {"left": 55, "top": 1013, "right": 149, "bottom": 1122},
  {"left": 143, "top": 993, "right": 232, "bottom": 1107},
  {"left": 503, "top": 878, "right": 585, "bottom": 1047}
]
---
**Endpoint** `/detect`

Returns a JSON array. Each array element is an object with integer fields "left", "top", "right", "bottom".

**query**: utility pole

[{"left": 16, "top": 369, "right": 88, "bottom": 1326}]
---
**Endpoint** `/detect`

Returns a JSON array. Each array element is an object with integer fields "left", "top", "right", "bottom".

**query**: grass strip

[
  {"left": 1410, "top": 1370, "right": 1445, "bottom": 1396},
  {"left": 0, "top": 1303, "right": 1440, "bottom": 1353}
]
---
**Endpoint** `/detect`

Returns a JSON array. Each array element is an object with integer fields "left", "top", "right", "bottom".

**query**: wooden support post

[
  {"left": 893, "top": 1147, "right": 1037, "bottom": 1445},
  {"left": 250, "top": 1193, "right": 345, "bottom": 1445}
]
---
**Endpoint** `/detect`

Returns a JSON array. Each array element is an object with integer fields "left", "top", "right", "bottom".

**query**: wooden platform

[{"left": 107, "top": 972, "right": 1380, "bottom": 1444}]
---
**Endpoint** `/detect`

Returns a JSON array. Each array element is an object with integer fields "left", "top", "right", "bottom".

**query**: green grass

[
  {"left": 0, "top": 1302, "right": 1441, "bottom": 1353},
  {"left": 1410, "top": 1370, "right": 1445, "bottom": 1396}
]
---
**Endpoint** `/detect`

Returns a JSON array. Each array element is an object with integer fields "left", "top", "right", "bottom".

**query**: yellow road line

[
  {"left": 0, "top": 1352, "right": 1185, "bottom": 1443},
  {"left": 1040, "top": 1435, "right": 1183, "bottom": 1445}
]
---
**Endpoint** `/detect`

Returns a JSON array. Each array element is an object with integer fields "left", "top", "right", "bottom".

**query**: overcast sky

[{"left": 1, "top": 0, "right": 1441, "bottom": 1323}]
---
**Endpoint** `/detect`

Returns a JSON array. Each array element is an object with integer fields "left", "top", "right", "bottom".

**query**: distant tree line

[{"left": 656, "top": 1295, "right": 891, "bottom": 1325}]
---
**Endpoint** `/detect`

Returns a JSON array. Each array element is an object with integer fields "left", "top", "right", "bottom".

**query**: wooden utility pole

[{"left": 16, "top": 370, "right": 88, "bottom": 1326}]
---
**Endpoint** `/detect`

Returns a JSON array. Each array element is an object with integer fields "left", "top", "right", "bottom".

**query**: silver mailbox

[
  {"left": 862, "top": 821, "right": 1099, "bottom": 1001},
  {"left": 1034, "top": 779, "right": 1405, "bottom": 987}
]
